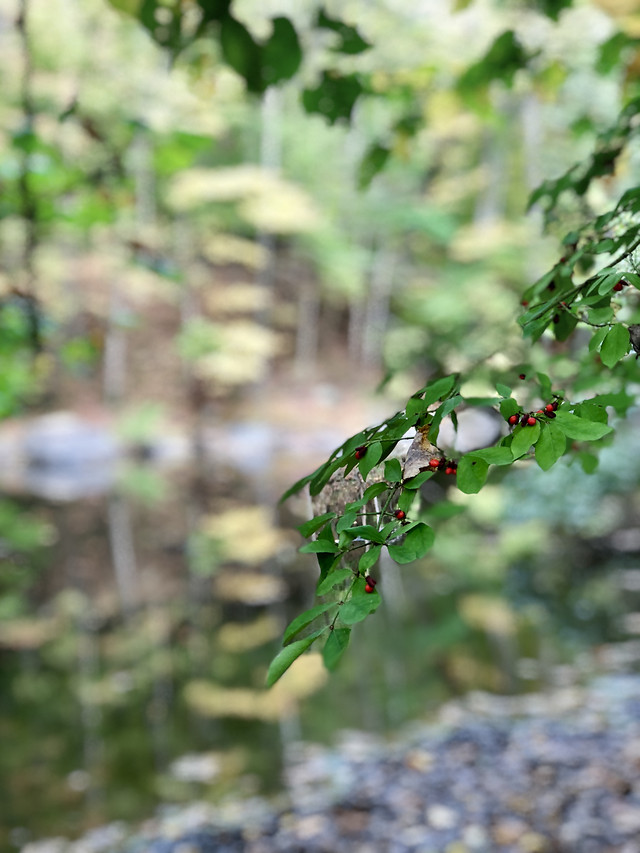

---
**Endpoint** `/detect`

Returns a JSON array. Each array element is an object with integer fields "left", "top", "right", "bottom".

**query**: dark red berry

[
  {"left": 355, "top": 446, "right": 367, "bottom": 460},
  {"left": 394, "top": 509, "right": 406, "bottom": 521},
  {"left": 613, "top": 281, "right": 624, "bottom": 292},
  {"left": 547, "top": 411, "right": 556, "bottom": 419},
  {"left": 552, "top": 400, "right": 559, "bottom": 410},
  {"left": 508, "top": 414, "right": 519, "bottom": 426},
  {"left": 520, "top": 414, "right": 530, "bottom": 426},
  {"left": 521, "top": 299, "right": 529, "bottom": 307},
  {"left": 527, "top": 416, "right": 537, "bottom": 426},
  {"left": 519, "top": 373, "right": 526, "bottom": 380},
  {"left": 553, "top": 314, "right": 560, "bottom": 324},
  {"left": 428, "top": 458, "right": 440, "bottom": 469},
  {"left": 548, "top": 281, "right": 556, "bottom": 291}
]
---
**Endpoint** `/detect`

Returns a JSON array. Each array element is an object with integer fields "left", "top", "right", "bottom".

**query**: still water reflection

[{"left": 0, "top": 411, "right": 638, "bottom": 850}]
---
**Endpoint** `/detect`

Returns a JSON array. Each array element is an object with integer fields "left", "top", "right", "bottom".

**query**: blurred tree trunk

[{"left": 361, "top": 243, "right": 397, "bottom": 371}]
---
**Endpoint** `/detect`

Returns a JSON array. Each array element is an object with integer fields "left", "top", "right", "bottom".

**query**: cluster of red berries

[
  {"left": 427, "top": 457, "right": 458, "bottom": 475},
  {"left": 507, "top": 400, "right": 559, "bottom": 427},
  {"left": 364, "top": 576, "right": 377, "bottom": 594}
]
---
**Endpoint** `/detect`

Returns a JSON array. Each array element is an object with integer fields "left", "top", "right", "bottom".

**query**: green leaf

[
  {"left": 575, "top": 400, "right": 608, "bottom": 424},
  {"left": 510, "top": 422, "right": 541, "bottom": 459},
  {"left": 406, "top": 395, "right": 427, "bottom": 420},
  {"left": 299, "top": 539, "right": 341, "bottom": 554},
  {"left": 387, "top": 522, "right": 434, "bottom": 564},
  {"left": 500, "top": 398, "right": 520, "bottom": 419},
  {"left": 336, "top": 511, "right": 358, "bottom": 534},
  {"left": 358, "top": 544, "right": 383, "bottom": 573},
  {"left": 589, "top": 326, "right": 609, "bottom": 353},
  {"left": 339, "top": 588, "right": 381, "bottom": 624},
  {"left": 536, "top": 0, "right": 573, "bottom": 21},
  {"left": 316, "top": 568, "right": 355, "bottom": 596},
  {"left": 600, "top": 324, "right": 630, "bottom": 368},
  {"left": 342, "top": 524, "right": 387, "bottom": 544},
  {"left": 309, "top": 456, "right": 344, "bottom": 496},
  {"left": 467, "top": 446, "right": 513, "bottom": 465},
  {"left": 456, "top": 456, "right": 489, "bottom": 494},
  {"left": 280, "top": 472, "right": 314, "bottom": 502},
  {"left": 196, "top": 0, "right": 233, "bottom": 22},
  {"left": 578, "top": 451, "right": 599, "bottom": 474},
  {"left": 266, "top": 632, "right": 325, "bottom": 686},
  {"left": 322, "top": 627, "right": 351, "bottom": 671},
  {"left": 552, "top": 310, "right": 578, "bottom": 342},
  {"left": 263, "top": 17, "right": 302, "bottom": 85},
  {"left": 429, "top": 395, "right": 463, "bottom": 442},
  {"left": 496, "top": 383, "right": 512, "bottom": 397},
  {"left": 358, "top": 143, "right": 391, "bottom": 190},
  {"left": 536, "top": 372, "right": 553, "bottom": 400},
  {"left": 421, "top": 374, "right": 458, "bottom": 406},
  {"left": 283, "top": 602, "right": 336, "bottom": 645},
  {"left": 457, "top": 30, "right": 529, "bottom": 99},
  {"left": 534, "top": 423, "right": 567, "bottom": 470},
  {"left": 397, "top": 489, "right": 416, "bottom": 513},
  {"left": 302, "top": 72, "right": 365, "bottom": 124},
  {"left": 362, "top": 481, "right": 390, "bottom": 501},
  {"left": 358, "top": 440, "right": 383, "bottom": 480},
  {"left": 553, "top": 411, "right": 613, "bottom": 440},
  {"left": 297, "top": 512, "right": 336, "bottom": 538},
  {"left": 591, "top": 390, "right": 635, "bottom": 416},
  {"left": 220, "top": 15, "right": 264, "bottom": 93},
  {"left": 403, "top": 470, "right": 435, "bottom": 489},
  {"left": 317, "top": 9, "right": 370, "bottom": 54},
  {"left": 384, "top": 458, "right": 403, "bottom": 482}
]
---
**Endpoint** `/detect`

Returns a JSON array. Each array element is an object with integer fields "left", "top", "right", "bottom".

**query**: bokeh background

[{"left": 2, "top": 0, "right": 640, "bottom": 848}]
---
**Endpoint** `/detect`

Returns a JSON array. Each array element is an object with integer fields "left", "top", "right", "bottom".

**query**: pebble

[{"left": 21, "top": 675, "right": 640, "bottom": 853}]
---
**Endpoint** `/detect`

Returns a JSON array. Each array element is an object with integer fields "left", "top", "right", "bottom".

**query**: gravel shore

[{"left": 24, "top": 674, "right": 640, "bottom": 853}]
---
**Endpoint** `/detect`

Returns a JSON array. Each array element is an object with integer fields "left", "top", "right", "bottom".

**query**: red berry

[
  {"left": 613, "top": 280, "right": 627, "bottom": 292},
  {"left": 445, "top": 466, "right": 456, "bottom": 475},
  {"left": 520, "top": 414, "right": 530, "bottom": 426},
  {"left": 536, "top": 409, "right": 544, "bottom": 414},
  {"left": 552, "top": 400, "right": 559, "bottom": 410},
  {"left": 527, "top": 416, "right": 537, "bottom": 426},
  {"left": 394, "top": 509, "right": 406, "bottom": 521},
  {"left": 508, "top": 414, "right": 519, "bottom": 425},
  {"left": 547, "top": 411, "right": 556, "bottom": 419},
  {"left": 365, "top": 583, "right": 375, "bottom": 594},
  {"left": 553, "top": 314, "right": 560, "bottom": 324},
  {"left": 519, "top": 373, "right": 526, "bottom": 380},
  {"left": 355, "top": 446, "right": 367, "bottom": 460},
  {"left": 428, "top": 458, "right": 440, "bottom": 468},
  {"left": 521, "top": 299, "right": 529, "bottom": 307},
  {"left": 438, "top": 459, "right": 448, "bottom": 470},
  {"left": 545, "top": 403, "right": 554, "bottom": 413}
]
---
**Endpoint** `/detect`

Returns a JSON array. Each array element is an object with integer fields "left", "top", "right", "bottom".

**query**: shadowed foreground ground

[{"left": 24, "top": 672, "right": 640, "bottom": 853}]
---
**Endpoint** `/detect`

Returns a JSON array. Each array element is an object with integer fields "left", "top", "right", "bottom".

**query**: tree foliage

[
  {"left": 6, "top": 0, "right": 640, "bottom": 683},
  {"left": 102, "top": 0, "right": 640, "bottom": 683}
]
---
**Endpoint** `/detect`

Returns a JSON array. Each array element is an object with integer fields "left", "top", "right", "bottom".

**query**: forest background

[{"left": 2, "top": 0, "right": 640, "bottom": 847}]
